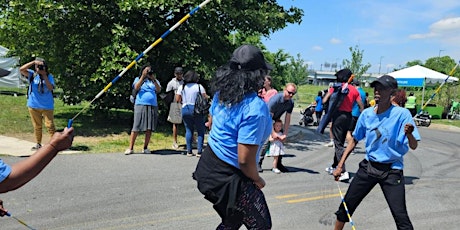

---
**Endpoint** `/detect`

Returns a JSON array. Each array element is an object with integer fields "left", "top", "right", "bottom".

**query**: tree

[
  {"left": 341, "top": 45, "right": 371, "bottom": 81},
  {"left": 0, "top": 0, "right": 303, "bottom": 113}
]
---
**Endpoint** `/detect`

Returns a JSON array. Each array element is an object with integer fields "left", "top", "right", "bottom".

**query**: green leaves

[{"left": 0, "top": 0, "right": 303, "bottom": 112}]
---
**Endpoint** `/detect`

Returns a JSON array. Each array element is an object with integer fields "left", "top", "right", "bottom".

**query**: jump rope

[
  {"left": 67, "top": 0, "right": 212, "bottom": 128},
  {"left": 6, "top": 1, "right": 213, "bottom": 229}
]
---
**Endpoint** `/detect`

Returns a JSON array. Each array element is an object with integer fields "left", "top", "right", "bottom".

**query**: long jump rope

[
  {"left": 419, "top": 61, "right": 459, "bottom": 112},
  {"left": 7, "top": 1, "right": 212, "bottom": 229}
]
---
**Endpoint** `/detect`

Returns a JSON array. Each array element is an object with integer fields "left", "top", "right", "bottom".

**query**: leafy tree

[
  {"left": 406, "top": 60, "right": 423, "bottom": 68},
  {"left": 341, "top": 45, "right": 371, "bottom": 81},
  {"left": 0, "top": 0, "right": 303, "bottom": 113}
]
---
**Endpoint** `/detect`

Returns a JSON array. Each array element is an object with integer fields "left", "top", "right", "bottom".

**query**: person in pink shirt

[{"left": 258, "top": 75, "right": 277, "bottom": 102}]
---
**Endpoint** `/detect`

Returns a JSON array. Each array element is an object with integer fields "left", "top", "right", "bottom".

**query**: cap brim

[{"left": 0, "top": 68, "right": 11, "bottom": 78}]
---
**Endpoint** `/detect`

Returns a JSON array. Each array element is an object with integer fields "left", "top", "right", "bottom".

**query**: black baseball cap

[
  {"left": 174, "top": 67, "right": 183, "bottom": 73},
  {"left": 0, "top": 68, "right": 10, "bottom": 77},
  {"left": 229, "top": 45, "right": 273, "bottom": 71},
  {"left": 371, "top": 75, "right": 398, "bottom": 89}
]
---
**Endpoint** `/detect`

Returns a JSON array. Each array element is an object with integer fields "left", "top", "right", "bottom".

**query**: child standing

[
  {"left": 314, "top": 90, "right": 323, "bottom": 125},
  {"left": 269, "top": 119, "right": 285, "bottom": 173}
]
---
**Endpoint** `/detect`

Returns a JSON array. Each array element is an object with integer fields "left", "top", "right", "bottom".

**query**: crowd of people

[{"left": 1, "top": 44, "right": 421, "bottom": 229}]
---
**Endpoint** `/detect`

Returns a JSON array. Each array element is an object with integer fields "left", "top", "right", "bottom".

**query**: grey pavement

[{"left": 1, "top": 110, "right": 460, "bottom": 229}]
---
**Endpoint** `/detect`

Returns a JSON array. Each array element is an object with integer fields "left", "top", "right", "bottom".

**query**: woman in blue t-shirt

[
  {"left": 20, "top": 58, "right": 56, "bottom": 151},
  {"left": 125, "top": 64, "right": 161, "bottom": 154},
  {"left": 193, "top": 45, "right": 273, "bottom": 229}
]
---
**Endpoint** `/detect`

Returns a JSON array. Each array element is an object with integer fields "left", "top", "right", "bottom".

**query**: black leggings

[{"left": 195, "top": 147, "right": 272, "bottom": 230}]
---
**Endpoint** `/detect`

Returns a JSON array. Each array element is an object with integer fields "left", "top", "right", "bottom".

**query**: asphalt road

[{"left": 1, "top": 111, "right": 459, "bottom": 230}]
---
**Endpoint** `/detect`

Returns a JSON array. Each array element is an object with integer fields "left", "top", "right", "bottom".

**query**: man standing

[
  {"left": 405, "top": 92, "right": 417, "bottom": 117},
  {"left": 323, "top": 69, "right": 364, "bottom": 181},
  {"left": 166, "top": 67, "right": 184, "bottom": 149},
  {"left": 259, "top": 83, "right": 296, "bottom": 172}
]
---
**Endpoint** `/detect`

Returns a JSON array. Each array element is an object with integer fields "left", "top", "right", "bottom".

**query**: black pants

[
  {"left": 336, "top": 160, "right": 413, "bottom": 230},
  {"left": 331, "top": 111, "right": 351, "bottom": 172}
]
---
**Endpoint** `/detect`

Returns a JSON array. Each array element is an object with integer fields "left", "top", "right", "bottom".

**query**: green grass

[{"left": 0, "top": 87, "right": 186, "bottom": 153}]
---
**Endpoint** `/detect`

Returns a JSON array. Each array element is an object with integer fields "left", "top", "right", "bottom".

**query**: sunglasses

[{"left": 287, "top": 90, "right": 296, "bottom": 96}]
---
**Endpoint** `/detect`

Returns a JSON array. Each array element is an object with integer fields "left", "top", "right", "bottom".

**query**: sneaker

[
  {"left": 31, "top": 143, "right": 42, "bottom": 150},
  {"left": 272, "top": 168, "right": 281, "bottom": 174},
  {"left": 325, "top": 166, "right": 335, "bottom": 175},
  {"left": 339, "top": 171, "right": 350, "bottom": 181},
  {"left": 143, "top": 149, "right": 151, "bottom": 154},
  {"left": 172, "top": 142, "right": 178, "bottom": 150},
  {"left": 324, "top": 141, "right": 334, "bottom": 147},
  {"left": 196, "top": 152, "right": 202, "bottom": 157},
  {"left": 124, "top": 149, "right": 134, "bottom": 155},
  {"left": 187, "top": 152, "right": 195, "bottom": 157}
]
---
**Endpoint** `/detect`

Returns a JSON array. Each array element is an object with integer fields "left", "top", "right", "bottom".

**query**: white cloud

[
  {"left": 330, "top": 38, "right": 342, "bottom": 44},
  {"left": 430, "top": 17, "right": 460, "bottom": 32},
  {"left": 312, "top": 46, "right": 323, "bottom": 51},
  {"left": 409, "top": 17, "right": 460, "bottom": 45}
]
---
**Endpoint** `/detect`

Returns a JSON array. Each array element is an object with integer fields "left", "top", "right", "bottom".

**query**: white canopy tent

[
  {"left": 0, "top": 45, "right": 25, "bottom": 88},
  {"left": 386, "top": 65, "right": 459, "bottom": 107}
]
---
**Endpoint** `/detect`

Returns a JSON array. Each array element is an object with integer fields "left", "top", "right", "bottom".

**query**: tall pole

[
  {"left": 378, "top": 56, "right": 384, "bottom": 74},
  {"left": 439, "top": 49, "right": 444, "bottom": 59}
]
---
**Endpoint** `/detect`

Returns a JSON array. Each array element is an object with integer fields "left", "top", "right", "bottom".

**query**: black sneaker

[{"left": 31, "top": 143, "right": 42, "bottom": 150}]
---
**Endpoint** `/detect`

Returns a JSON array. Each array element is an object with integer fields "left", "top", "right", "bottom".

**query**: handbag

[{"left": 168, "top": 102, "right": 182, "bottom": 124}]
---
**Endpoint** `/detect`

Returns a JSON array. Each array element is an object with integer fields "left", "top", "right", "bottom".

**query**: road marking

[{"left": 275, "top": 189, "right": 347, "bottom": 204}]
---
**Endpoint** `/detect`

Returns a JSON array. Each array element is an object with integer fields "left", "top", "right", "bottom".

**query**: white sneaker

[
  {"left": 325, "top": 166, "right": 335, "bottom": 175},
  {"left": 339, "top": 171, "right": 350, "bottom": 181},
  {"left": 324, "top": 141, "right": 334, "bottom": 147},
  {"left": 143, "top": 149, "right": 151, "bottom": 154},
  {"left": 124, "top": 149, "right": 134, "bottom": 155},
  {"left": 172, "top": 142, "right": 178, "bottom": 149},
  {"left": 272, "top": 168, "right": 281, "bottom": 174}
]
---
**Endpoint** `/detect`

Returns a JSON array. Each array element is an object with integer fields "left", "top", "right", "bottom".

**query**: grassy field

[
  {"left": 0, "top": 87, "right": 186, "bottom": 153},
  {"left": 1, "top": 86, "right": 459, "bottom": 153}
]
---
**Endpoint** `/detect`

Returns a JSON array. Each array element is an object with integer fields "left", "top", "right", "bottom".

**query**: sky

[{"left": 262, "top": 0, "right": 460, "bottom": 74}]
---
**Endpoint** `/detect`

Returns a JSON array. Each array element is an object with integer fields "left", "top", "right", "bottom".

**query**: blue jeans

[{"left": 182, "top": 105, "right": 206, "bottom": 153}]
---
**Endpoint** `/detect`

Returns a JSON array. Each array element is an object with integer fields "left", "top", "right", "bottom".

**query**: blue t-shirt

[
  {"left": 315, "top": 96, "right": 323, "bottom": 112},
  {"left": 0, "top": 159, "right": 12, "bottom": 183},
  {"left": 353, "top": 105, "right": 421, "bottom": 169},
  {"left": 133, "top": 77, "right": 161, "bottom": 106},
  {"left": 26, "top": 70, "right": 55, "bottom": 110},
  {"left": 267, "top": 92, "right": 294, "bottom": 120},
  {"left": 208, "top": 92, "right": 272, "bottom": 169},
  {"left": 351, "top": 87, "right": 366, "bottom": 117}
]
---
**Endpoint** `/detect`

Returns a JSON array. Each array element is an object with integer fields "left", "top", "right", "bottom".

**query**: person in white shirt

[{"left": 165, "top": 67, "right": 184, "bottom": 149}]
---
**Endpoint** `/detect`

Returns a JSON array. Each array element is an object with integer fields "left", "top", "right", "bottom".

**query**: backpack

[
  {"left": 194, "top": 85, "right": 210, "bottom": 116},
  {"left": 129, "top": 88, "right": 138, "bottom": 104},
  {"left": 316, "top": 83, "right": 349, "bottom": 134}
]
